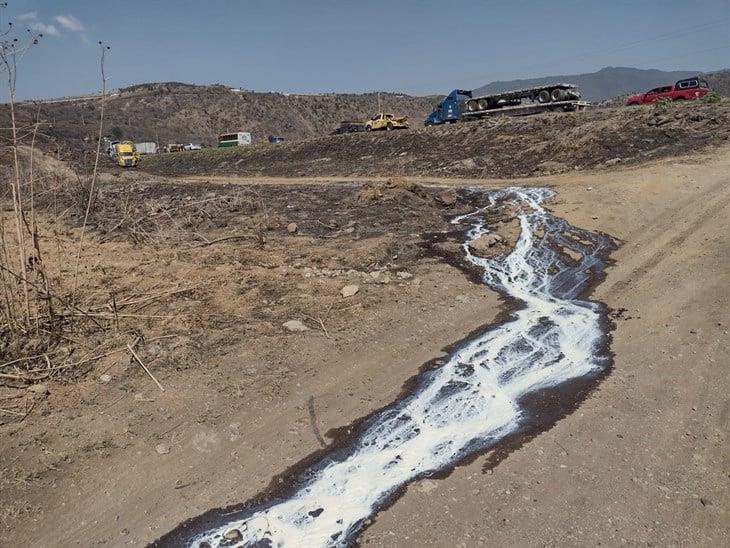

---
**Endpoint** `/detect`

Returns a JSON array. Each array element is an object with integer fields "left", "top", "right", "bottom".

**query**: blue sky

[{"left": 2, "top": 0, "right": 729, "bottom": 101}]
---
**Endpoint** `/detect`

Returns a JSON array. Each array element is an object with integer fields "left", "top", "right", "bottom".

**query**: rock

[
  {"left": 287, "top": 222, "right": 298, "bottom": 234},
  {"left": 592, "top": 215, "right": 599, "bottom": 220},
  {"left": 700, "top": 497, "right": 713, "bottom": 507},
  {"left": 469, "top": 233, "right": 504, "bottom": 255},
  {"left": 604, "top": 157, "right": 621, "bottom": 166},
  {"left": 340, "top": 284, "right": 359, "bottom": 298},
  {"left": 435, "top": 189, "right": 457, "bottom": 206},
  {"left": 396, "top": 271, "right": 413, "bottom": 280},
  {"left": 155, "top": 443, "right": 170, "bottom": 455},
  {"left": 99, "top": 374, "right": 112, "bottom": 384},
  {"left": 27, "top": 383, "right": 49, "bottom": 396},
  {"left": 223, "top": 529, "right": 243, "bottom": 542},
  {"left": 283, "top": 320, "right": 308, "bottom": 332}
]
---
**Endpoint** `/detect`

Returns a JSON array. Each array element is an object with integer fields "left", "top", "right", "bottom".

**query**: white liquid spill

[{"left": 184, "top": 187, "right": 613, "bottom": 548}]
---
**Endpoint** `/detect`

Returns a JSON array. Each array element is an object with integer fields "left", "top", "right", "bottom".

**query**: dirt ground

[{"left": 1, "top": 145, "right": 728, "bottom": 547}]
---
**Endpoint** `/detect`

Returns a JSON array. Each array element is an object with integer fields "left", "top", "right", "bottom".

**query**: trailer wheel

[
  {"left": 550, "top": 88, "right": 568, "bottom": 102},
  {"left": 477, "top": 99, "right": 489, "bottom": 110},
  {"left": 466, "top": 100, "right": 479, "bottom": 112},
  {"left": 537, "top": 90, "right": 551, "bottom": 103}
]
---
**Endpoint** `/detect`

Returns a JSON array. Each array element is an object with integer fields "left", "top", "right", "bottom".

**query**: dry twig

[{"left": 127, "top": 343, "right": 165, "bottom": 392}]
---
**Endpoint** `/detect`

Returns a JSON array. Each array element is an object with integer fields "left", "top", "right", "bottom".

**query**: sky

[{"left": 1, "top": 0, "right": 729, "bottom": 101}]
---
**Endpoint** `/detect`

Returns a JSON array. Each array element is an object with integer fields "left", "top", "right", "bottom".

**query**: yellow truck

[
  {"left": 111, "top": 141, "right": 140, "bottom": 167},
  {"left": 364, "top": 113, "right": 409, "bottom": 131}
]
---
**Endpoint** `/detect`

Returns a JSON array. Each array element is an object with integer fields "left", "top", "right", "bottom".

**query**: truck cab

[
  {"left": 424, "top": 90, "right": 471, "bottom": 126},
  {"left": 111, "top": 141, "right": 140, "bottom": 167}
]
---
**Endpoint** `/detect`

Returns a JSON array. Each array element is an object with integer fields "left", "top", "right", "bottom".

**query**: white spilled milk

[{"left": 188, "top": 187, "right": 612, "bottom": 548}]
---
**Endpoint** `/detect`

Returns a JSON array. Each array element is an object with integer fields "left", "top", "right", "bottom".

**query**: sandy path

[{"left": 360, "top": 148, "right": 730, "bottom": 546}]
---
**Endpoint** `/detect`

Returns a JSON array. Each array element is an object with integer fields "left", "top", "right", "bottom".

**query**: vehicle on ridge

[{"left": 626, "top": 77, "right": 709, "bottom": 105}]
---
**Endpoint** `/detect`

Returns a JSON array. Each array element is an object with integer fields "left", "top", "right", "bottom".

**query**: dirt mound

[
  {"left": 139, "top": 98, "right": 730, "bottom": 180},
  {"left": 353, "top": 177, "right": 431, "bottom": 204}
]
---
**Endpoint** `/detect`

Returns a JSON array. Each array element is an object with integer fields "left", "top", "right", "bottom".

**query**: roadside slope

[{"left": 140, "top": 99, "right": 730, "bottom": 180}]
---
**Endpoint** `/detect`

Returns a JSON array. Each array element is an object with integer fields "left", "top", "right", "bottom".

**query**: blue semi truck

[{"left": 424, "top": 83, "right": 588, "bottom": 126}]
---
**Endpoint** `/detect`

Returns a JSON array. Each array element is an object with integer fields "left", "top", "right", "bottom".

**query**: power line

[{"left": 630, "top": 43, "right": 730, "bottom": 67}]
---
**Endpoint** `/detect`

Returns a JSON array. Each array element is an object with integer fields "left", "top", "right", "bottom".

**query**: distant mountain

[{"left": 474, "top": 67, "right": 708, "bottom": 102}]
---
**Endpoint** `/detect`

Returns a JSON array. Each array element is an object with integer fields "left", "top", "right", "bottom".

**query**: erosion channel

[{"left": 153, "top": 187, "right": 616, "bottom": 548}]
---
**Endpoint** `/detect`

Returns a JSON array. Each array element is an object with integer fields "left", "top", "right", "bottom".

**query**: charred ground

[{"left": 139, "top": 98, "right": 730, "bottom": 179}]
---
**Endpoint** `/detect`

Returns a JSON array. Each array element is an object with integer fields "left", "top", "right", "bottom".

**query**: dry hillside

[
  {"left": 2, "top": 82, "right": 439, "bottom": 156},
  {"left": 140, "top": 97, "right": 730, "bottom": 179}
]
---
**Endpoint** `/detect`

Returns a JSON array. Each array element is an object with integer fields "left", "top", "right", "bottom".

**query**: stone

[
  {"left": 223, "top": 529, "right": 243, "bottom": 542},
  {"left": 396, "top": 271, "right": 413, "bottom": 280},
  {"left": 155, "top": 443, "right": 170, "bottom": 455},
  {"left": 99, "top": 374, "right": 112, "bottom": 384},
  {"left": 469, "top": 233, "right": 504, "bottom": 255},
  {"left": 435, "top": 189, "right": 458, "bottom": 206},
  {"left": 283, "top": 320, "right": 309, "bottom": 332},
  {"left": 340, "top": 284, "right": 359, "bottom": 298},
  {"left": 604, "top": 157, "right": 621, "bottom": 166},
  {"left": 287, "top": 222, "right": 298, "bottom": 234}
]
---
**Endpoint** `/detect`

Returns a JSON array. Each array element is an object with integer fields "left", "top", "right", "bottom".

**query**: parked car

[
  {"left": 364, "top": 113, "right": 409, "bottom": 131},
  {"left": 183, "top": 143, "right": 202, "bottom": 151},
  {"left": 164, "top": 143, "right": 185, "bottom": 153},
  {"left": 331, "top": 120, "right": 366, "bottom": 135},
  {"left": 268, "top": 135, "right": 285, "bottom": 144},
  {"left": 626, "top": 77, "right": 709, "bottom": 105}
]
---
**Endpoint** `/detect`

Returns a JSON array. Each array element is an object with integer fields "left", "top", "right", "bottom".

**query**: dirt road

[{"left": 1, "top": 147, "right": 728, "bottom": 547}]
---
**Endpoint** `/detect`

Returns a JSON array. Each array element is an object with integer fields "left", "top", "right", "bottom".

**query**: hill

[
  {"left": 705, "top": 69, "right": 730, "bottom": 96},
  {"left": 140, "top": 98, "right": 730, "bottom": 180},
  {"left": 3, "top": 82, "right": 439, "bottom": 156},
  {"left": 474, "top": 66, "right": 710, "bottom": 102}
]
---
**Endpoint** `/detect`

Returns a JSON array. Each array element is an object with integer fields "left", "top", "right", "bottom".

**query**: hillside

[
  {"left": 3, "top": 82, "right": 439, "bottom": 155},
  {"left": 140, "top": 98, "right": 730, "bottom": 179},
  {"left": 475, "top": 66, "right": 708, "bottom": 101},
  {"left": 705, "top": 69, "right": 730, "bottom": 96}
]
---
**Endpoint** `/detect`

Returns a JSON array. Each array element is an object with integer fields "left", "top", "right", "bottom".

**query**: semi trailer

[{"left": 424, "top": 83, "right": 589, "bottom": 126}]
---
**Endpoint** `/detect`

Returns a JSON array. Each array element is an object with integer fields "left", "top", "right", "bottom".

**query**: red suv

[{"left": 626, "top": 77, "right": 709, "bottom": 105}]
